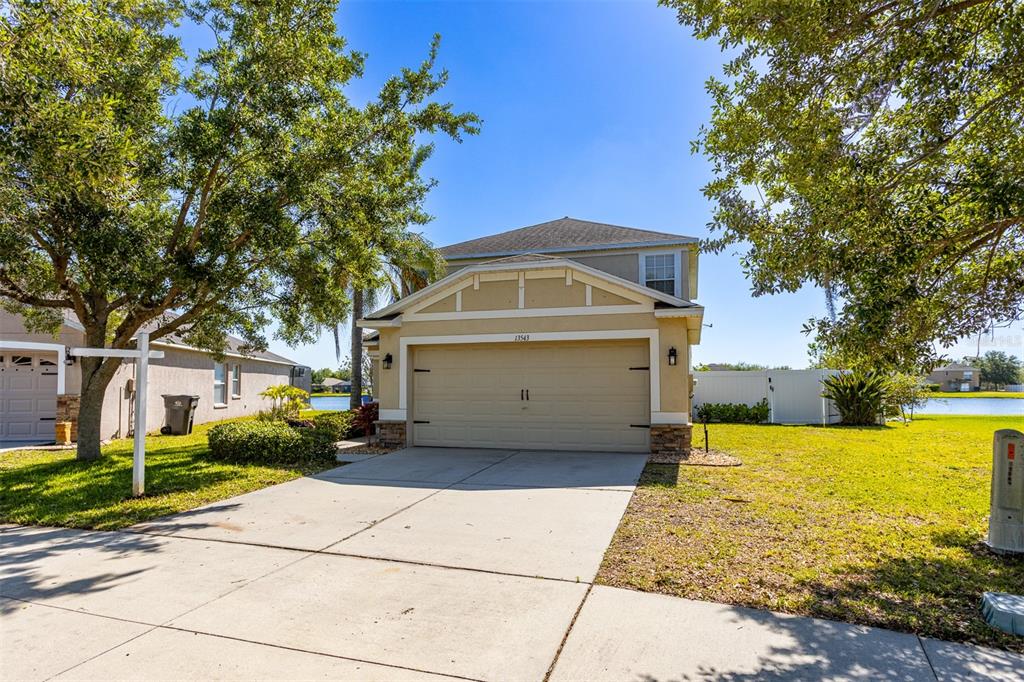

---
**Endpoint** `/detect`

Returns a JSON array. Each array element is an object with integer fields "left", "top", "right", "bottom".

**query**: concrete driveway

[{"left": 3, "top": 447, "right": 1022, "bottom": 681}]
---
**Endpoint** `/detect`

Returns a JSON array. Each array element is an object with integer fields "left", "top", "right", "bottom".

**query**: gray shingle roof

[{"left": 440, "top": 217, "right": 697, "bottom": 260}]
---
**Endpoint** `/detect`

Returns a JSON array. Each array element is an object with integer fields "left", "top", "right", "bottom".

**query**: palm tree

[{"left": 340, "top": 230, "right": 445, "bottom": 410}]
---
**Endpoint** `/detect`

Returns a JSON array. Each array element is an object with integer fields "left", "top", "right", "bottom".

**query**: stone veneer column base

[
  {"left": 56, "top": 395, "right": 81, "bottom": 443},
  {"left": 375, "top": 420, "right": 407, "bottom": 449},
  {"left": 648, "top": 424, "right": 692, "bottom": 463}
]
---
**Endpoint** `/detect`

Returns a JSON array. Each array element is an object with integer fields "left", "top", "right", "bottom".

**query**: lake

[
  {"left": 310, "top": 395, "right": 370, "bottom": 411},
  {"left": 918, "top": 398, "right": 1024, "bottom": 416}
]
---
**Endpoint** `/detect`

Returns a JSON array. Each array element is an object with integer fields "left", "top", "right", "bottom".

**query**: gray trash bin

[{"left": 161, "top": 394, "right": 200, "bottom": 435}]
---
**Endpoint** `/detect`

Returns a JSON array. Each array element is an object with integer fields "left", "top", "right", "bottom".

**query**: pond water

[
  {"left": 310, "top": 395, "right": 370, "bottom": 411},
  {"left": 918, "top": 398, "right": 1024, "bottom": 416}
]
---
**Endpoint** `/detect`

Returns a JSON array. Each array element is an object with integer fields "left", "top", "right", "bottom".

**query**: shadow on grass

[
  {"left": 791, "top": 528, "right": 1024, "bottom": 655},
  {"left": 0, "top": 526, "right": 165, "bottom": 615},
  {"left": 0, "top": 441, "right": 244, "bottom": 529}
]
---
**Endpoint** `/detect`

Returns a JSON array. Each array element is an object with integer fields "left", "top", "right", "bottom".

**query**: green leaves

[
  {"left": 0, "top": 0, "right": 478, "bottom": 353},
  {"left": 664, "top": 0, "right": 1024, "bottom": 371}
]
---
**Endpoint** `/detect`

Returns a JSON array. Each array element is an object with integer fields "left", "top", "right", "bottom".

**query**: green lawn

[
  {"left": 598, "top": 415, "right": 1024, "bottom": 652},
  {"left": 0, "top": 419, "right": 335, "bottom": 530},
  {"left": 930, "top": 391, "right": 1023, "bottom": 399}
]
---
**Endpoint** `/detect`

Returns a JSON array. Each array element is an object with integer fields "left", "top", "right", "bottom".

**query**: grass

[
  {"left": 930, "top": 391, "right": 1024, "bottom": 399},
  {"left": 598, "top": 415, "right": 1024, "bottom": 652},
  {"left": 0, "top": 419, "right": 336, "bottom": 531}
]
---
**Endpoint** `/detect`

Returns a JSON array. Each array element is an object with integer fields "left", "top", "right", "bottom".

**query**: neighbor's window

[
  {"left": 643, "top": 254, "right": 676, "bottom": 296},
  {"left": 963, "top": 370, "right": 973, "bottom": 379},
  {"left": 231, "top": 364, "right": 241, "bottom": 398},
  {"left": 214, "top": 363, "right": 227, "bottom": 405}
]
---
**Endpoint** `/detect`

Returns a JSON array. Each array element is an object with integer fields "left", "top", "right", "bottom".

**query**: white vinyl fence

[{"left": 692, "top": 369, "right": 843, "bottom": 425}]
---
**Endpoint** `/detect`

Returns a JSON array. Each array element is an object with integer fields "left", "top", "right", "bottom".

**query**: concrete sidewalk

[{"left": 2, "top": 448, "right": 1022, "bottom": 680}]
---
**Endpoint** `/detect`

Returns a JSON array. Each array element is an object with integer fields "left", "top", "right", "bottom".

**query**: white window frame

[
  {"left": 231, "top": 363, "right": 242, "bottom": 399},
  {"left": 213, "top": 362, "right": 228, "bottom": 407},
  {"left": 962, "top": 370, "right": 973, "bottom": 379},
  {"left": 639, "top": 251, "right": 681, "bottom": 298}
]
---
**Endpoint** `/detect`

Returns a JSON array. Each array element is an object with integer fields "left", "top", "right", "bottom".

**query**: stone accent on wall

[
  {"left": 648, "top": 423, "right": 692, "bottom": 463},
  {"left": 375, "top": 420, "right": 407, "bottom": 449},
  {"left": 56, "top": 395, "right": 81, "bottom": 443}
]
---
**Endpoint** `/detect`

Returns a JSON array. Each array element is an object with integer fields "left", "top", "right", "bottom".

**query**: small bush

[
  {"left": 313, "top": 411, "right": 354, "bottom": 442},
  {"left": 925, "top": 383, "right": 941, "bottom": 392},
  {"left": 352, "top": 401, "right": 379, "bottom": 436},
  {"left": 208, "top": 420, "right": 334, "bottom": 465},
  {"left": 695, "top": 398, "right": 769, "bottom": 424},
  {"left": 821, "top": 371, "right": 887, "bottom": 426}
]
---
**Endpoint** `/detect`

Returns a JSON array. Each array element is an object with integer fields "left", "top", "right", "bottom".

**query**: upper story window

[
  {"left": 643, "top": 253, "right": 677, "bottom": 296},
  {"left": 962, "top": 370, "right": 973, "bottom": 379},
  {"left": 214, "top": 363, "right": 227, "bottom": 405}
]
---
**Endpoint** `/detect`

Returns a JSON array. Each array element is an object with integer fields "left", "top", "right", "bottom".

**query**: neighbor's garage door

[
  {"left": 411, "top": 340, "right": 650, "bottom": 452},
  {"left": 0, "top": 352, "right": 58, "bottom": 442}
]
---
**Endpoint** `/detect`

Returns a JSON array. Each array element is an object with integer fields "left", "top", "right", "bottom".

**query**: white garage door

[
  {"left": 412, "top": 340, "right": 650, "bottom": 452},
  {"left": 0, "top": 352, "right": 58, "bottom": 442}
]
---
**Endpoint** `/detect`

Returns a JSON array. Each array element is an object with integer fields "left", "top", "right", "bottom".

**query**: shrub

[
  {"left": 258, "top": 384, "right": 310, "bottom": 419},
  {"left": 352, "top": 401, "right": 379, "bottom": 437},
  {"left": 313, "top": 411, "right": 354, "bottom": 442},
  {"left": 821, "top": 371, "right": 887, "bottom": 426},
  {"left": 924, "top": 383, "right": 941, "bottom": 392},
  {"left": 695, "top": 398, "right": 769, "bottom": 424},
  {"left": 208, "top": 420, "right": 334, "bottom": 465}
]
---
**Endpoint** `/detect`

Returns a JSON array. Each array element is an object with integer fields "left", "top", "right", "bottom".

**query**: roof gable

[
  {"left": 361, "top": 255, "right": 699, "bottom": 323},
  {"left": 439, "top": 217, "right": 697, "bottom": 260}
]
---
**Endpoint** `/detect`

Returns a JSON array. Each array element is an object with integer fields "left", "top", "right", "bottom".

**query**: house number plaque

[{"left": 513, "top": 334, "right": 530, "bottom": 342}]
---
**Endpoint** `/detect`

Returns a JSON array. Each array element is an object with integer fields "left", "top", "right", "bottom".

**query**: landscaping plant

[
  {"left": 313, "top": 411, "right": 355, "bottom": 442},
  {"left": 821, "top": 371, "right": 887, "bottom": 426},
  {"left": 259, "top": 385, "right": 310, "bottom": 420},
  {"left": 208, "top": 419, "right": 335, "bottom": 465},
  {"left": 352, "top": 401, "right": 379, "bottom": 437}
]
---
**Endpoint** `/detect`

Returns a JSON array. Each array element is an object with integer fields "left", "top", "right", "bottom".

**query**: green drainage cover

[{"left": 982, "top": 592, "right": 1024, "bottom": 636}]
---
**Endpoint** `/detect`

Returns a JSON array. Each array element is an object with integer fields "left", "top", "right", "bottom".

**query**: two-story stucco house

[
  {"left": 0, "top": 308, "right": 310, "bottom": 444},
  {"left": 926, "top": 362, "right": 982, "bottom": 392},
  {"left": 358, "top": 217, "right": 704, "bottom": 458}
]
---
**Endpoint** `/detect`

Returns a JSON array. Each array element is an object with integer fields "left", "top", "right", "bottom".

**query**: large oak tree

[
  {"left": 664, "top": 0, "right": 1023, "bottom": 370},
  {"left": 0, "top": 0, "right": 478, "bottom": 458}
]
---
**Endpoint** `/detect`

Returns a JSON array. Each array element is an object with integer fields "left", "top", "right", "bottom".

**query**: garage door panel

[
  {"left": 1, "top": 353, "right": 58, "bottom": 442},
  {"left": 411, "top": 341, "right": 649, "bottom": 452}
]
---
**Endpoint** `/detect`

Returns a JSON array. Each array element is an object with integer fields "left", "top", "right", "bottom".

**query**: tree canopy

[
  {"left": 663, "top": 0, "right": 1024, "bottom": 371},
  {"left": 0, "top": 0, "right": 478, "bottom": 457}
]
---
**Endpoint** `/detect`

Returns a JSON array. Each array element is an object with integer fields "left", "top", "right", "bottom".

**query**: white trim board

[
  {"left": 404, "top": 304, "right": 650, "bottom": 322},
  {"left": 397, "top": 328, "right": 662, "bottom": 416},
  {"left": 0, "top": 340, "right": 68, "bottom": 395}
]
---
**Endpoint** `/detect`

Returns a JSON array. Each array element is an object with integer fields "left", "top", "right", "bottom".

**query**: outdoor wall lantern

[
  {"left": 383, "top": 353, "right": 393, "bottom": 370},
  {"left": 668, "top": 346, "right": 678, "bottom": 366}
]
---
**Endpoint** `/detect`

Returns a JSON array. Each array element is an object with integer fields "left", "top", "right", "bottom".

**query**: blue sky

[
  {"left": 256, "top": 0, "right": 835, "bottom": 370},
  {"left": 223, "top": 0, "right": 1024, "bottom": 373}
]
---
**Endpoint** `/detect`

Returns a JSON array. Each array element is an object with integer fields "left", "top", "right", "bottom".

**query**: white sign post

[{"left": 70, "top": 332, "right": 164, "bottom": 496}]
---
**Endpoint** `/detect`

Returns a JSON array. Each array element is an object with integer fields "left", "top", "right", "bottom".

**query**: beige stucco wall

[
  {"left": 524, "top": 278, "right": 587, "bottom": 308},
  {"left": 461, "top": 280, "right": 517, "bottom": 311},
  {"left": 99, "top": 346, "right": 294, "bottom": 439}
]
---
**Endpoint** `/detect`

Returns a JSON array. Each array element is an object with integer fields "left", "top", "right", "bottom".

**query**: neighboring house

[
  {"left": 0, "top": 308, "right": 309, "bottom": 444},
  {"left": 321, "top": 377, "right": 351, "bottom": 393},
  {"left": 359, "top": 217, "right": 705, "bottom": 457},
  {"left": 926, "top": 363, "right": 981, "bottom": 392}
]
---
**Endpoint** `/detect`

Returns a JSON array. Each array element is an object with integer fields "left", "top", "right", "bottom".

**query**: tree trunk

[
  {"left": 75, "top": 355, "right": 120, "bottom": 461},
  {"left": 350, "top": 288, "right": 364, "bottom": 411}
]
